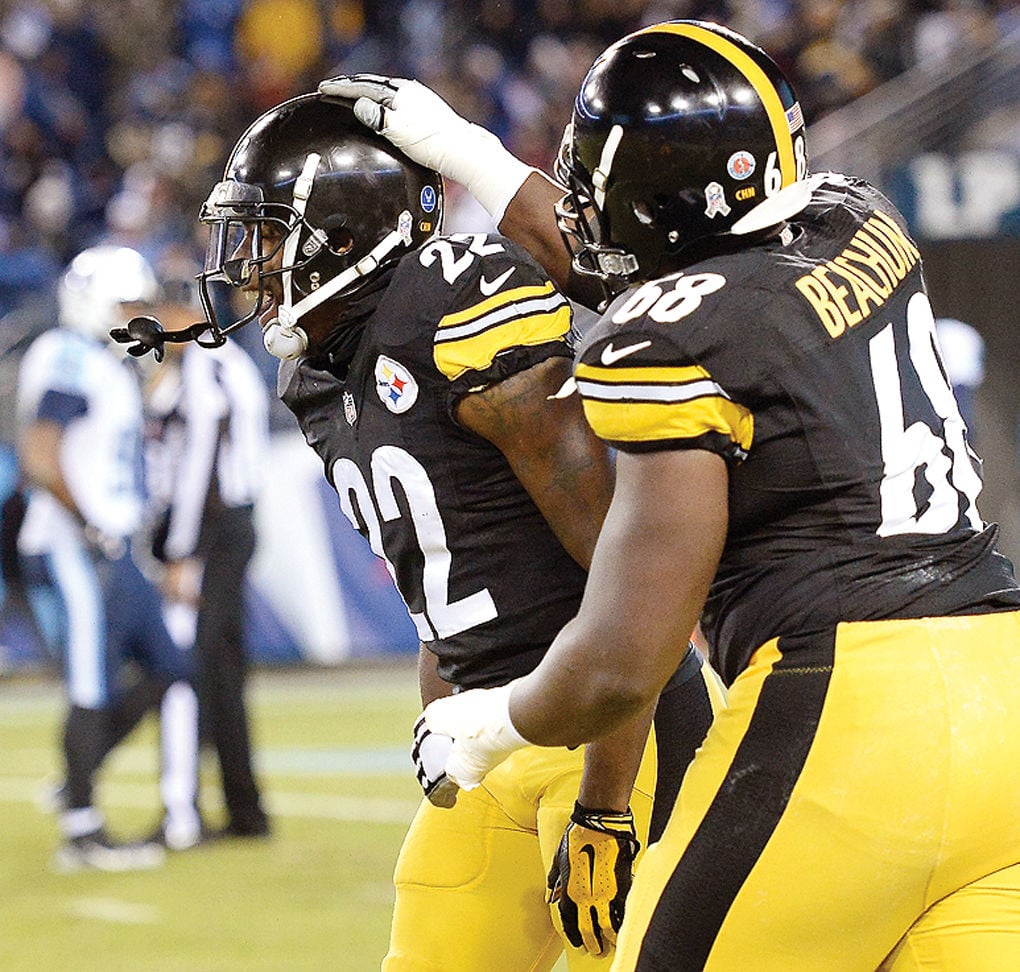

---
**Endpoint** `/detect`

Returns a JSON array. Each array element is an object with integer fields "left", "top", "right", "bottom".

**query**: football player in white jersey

[{"left": 17, "top": 245, "right": 199, "bottom": 870}]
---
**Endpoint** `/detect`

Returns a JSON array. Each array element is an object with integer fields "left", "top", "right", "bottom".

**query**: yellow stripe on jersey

[
  {"left": 575, "top": 360, "right": 754, "bottom": 452},
  {"left": 434, "top": 282, "right": 571, "bottom": 380},
  {"left": 638, "top": 22, "right": 797, "bottom": 188}
]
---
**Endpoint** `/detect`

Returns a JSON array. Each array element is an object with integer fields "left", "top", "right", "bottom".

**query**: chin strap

[
  {"left": 262, "top": 224, "right": 412, "bottom": 359},
  {"left": 109, "top": 316, "right": 224, "bottom": 361},
  {"left": 262, "top": 150, "right": 413, "bottom": 360}
]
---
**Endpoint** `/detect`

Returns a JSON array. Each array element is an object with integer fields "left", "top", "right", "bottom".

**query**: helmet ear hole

[
  {"left": 321, "top": 214, "right": 354, "bottom": 256},
  {"left": 326, "top": 225, "right": 354, "bottom": 256},
  {"left": 632, "top": 200, "right": 655, "bottom": 226}
]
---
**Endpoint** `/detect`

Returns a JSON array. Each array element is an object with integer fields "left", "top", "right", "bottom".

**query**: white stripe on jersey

[
  {"left": 575, "top": 376, "right": 730, "bottom": 404},
  {"left": 434, "top": 292, "right": 568, "bottom": 344}
]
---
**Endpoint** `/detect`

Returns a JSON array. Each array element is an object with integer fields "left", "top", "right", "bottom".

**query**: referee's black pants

[{"left": 197, "top": 504, "right": 268, "bottom": 834}]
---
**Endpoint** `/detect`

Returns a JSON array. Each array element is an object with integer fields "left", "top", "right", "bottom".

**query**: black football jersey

[
  {"left": 280, "top": 233, "right": 588, "bottom": 689},
  {"left": 574, "top": 174, "right": 1020, "bottom": 684}
]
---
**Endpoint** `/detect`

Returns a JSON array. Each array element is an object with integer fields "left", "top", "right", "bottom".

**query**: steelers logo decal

[{"left": 375, "top": 355, "right": 419, "bottom": 414}]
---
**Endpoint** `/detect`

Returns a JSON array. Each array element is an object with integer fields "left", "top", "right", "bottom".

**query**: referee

[{"left": 147, "top": 263, "right": 272, "bottom": 840}]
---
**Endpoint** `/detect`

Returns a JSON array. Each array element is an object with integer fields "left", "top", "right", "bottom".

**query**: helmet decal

[
  {"left": 705, "top": 183, "right": 731, "bottom": 219},
  {"left": 727, "top": 152, "right": 756, "bottom": 180},
  {"left": 638, "top": 21, "right": 800, "bottom": 191}
]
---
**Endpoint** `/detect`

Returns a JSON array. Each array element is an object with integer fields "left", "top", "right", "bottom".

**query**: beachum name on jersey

[{"left": 795, "top": 210, "right": 921, "bottom": 339}]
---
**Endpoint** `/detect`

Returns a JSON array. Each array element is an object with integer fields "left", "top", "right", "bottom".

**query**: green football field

[{"left": 0, "top": 662, "right": 425, "bottom": 971}]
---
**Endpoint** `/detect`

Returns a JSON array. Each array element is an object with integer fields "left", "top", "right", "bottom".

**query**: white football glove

[
  {"left": 318, "top": 74, "right": 535, "bottom": 223},
  {"left": 411, "top": 713, "right": 459, "bottom": 808},
  {"left": 422, "top": 682, "right": 530, "bottom": 790}
]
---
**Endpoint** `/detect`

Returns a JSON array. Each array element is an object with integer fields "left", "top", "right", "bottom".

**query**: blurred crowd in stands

[{"left": 0, "top": 0, "right": 1016, "bottom": 375}]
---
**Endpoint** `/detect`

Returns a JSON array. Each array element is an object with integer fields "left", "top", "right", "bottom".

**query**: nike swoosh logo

[
  {"left": 579, "top": 843, "right": 597, "bottom": 888},
  {"left": 479, "top": 267, "right": 515, "bottom": 296},
  {"left": 601, "top": 340, "right": 651, "bottom": 365}
]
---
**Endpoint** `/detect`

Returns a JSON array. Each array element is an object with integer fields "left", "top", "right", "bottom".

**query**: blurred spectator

[{"left": 234, "top": 0, "right": 324, "bottom": 110}]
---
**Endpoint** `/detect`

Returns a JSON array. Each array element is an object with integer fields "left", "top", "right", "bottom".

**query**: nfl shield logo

[
  {"left": 343, "top": 390, "right": 357, "bottom": 425},
  {"left": 375, "top": 355, "right": 419, "bottom": 414}
]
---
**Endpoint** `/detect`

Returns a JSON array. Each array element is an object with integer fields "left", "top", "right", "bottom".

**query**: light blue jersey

[{"left": 17, "top": 329, "right": 145, "bottom": 551}]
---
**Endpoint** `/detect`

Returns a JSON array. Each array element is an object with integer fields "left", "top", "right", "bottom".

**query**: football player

[
  {"left": 17, "top": 245, "right": 198, "bottom": 870},
  {"left": 323, "top": 20, "right": 1020, "bottom": 971},
  {"left": 113, "top": 94, "right": 724, "bottom": 968}
]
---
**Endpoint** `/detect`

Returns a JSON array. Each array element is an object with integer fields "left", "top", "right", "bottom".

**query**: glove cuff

[
  {"left": 570, "top": 801, "right": 639, "bottom": 843},
  {"left": 491, "top": 680, "right": 532, "bottom": 748}
]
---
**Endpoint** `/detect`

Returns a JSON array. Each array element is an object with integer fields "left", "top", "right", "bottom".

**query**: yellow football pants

[
  {"left": 384, "top": 659, "right": 726, "bottom": 971},
  {"left": 613, "top": 611, "right": 1020, "bottom": 971},
  {"left": 385, "top": 743, "right": 646, "bottom": 972}
]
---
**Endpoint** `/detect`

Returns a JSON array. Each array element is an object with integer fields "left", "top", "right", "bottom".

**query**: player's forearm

[
  {"left": 577, "top": 700, "right": 656, "bottom": 812},
  {"left": 509, "top": 618, "right": 656, "bottom": 748},
  {"left": 497, "top": 171, "right": 573, "bottom": 291},
  {"left": 418, "top": 645, "right": 452, "bottom": 707},
  {"left": 508, "top": 450, "right": 729, "bottom": 748},
  {"left": 18, "top": 422, "right": 82, "bottom": 521}
]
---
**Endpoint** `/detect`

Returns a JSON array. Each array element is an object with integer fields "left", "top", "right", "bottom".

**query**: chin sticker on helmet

[
  {"left": 704, "top": 182, "right": 731, "bottom": 219},
  {"left": 727, "top": 151, "right": 755, "bottom": 180},
  {"left": 376, "top": 355, "right": 419, "bottom": 414},
  {"left": 420, "top": 185, "right": 438, "bottom": 213}
]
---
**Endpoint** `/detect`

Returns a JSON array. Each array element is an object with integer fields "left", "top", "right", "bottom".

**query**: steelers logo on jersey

[{"left": 376, "top": 355, "right": 419, "bottom": 414}]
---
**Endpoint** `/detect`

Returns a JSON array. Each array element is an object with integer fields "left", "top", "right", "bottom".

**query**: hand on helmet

[
  {"left": 319, "top": 76, "right": 465, "bottom": 163},
  {"left": 319, "top": 74, "right": 534, "bottom": 223}
]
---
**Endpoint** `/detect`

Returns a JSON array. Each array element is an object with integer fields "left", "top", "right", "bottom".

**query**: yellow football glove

[{"left": 547, "top": 801, "right": 640, "bottom": 956}]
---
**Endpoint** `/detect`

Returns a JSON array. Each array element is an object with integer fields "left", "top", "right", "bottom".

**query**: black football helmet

[
  {"left": 198, "top": 92, "right": 444, "bottom": 358},
  {"left": 555, "top": 21, "right": 810, "bottom": 295}
]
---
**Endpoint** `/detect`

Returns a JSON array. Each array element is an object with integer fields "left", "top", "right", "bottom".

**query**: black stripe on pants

[{"left": 636, "top": 629, "right": 836, "bottom": 971}]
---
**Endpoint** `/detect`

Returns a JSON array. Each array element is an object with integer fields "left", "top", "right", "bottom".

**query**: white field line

[
  {"left": 67, "top": 897, "right": 162, "bottom": 925},
  {"left": 5, "top": 745, "right": 414, "bottom": 775},
  {"left": 0, "top": 775, "right": 420, "bottom": 825}
]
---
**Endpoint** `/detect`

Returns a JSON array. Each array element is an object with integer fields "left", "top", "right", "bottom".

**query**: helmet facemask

[
  {"left": 198, "top": 180, "right": 292, "bottom": 346},
  {"left": 554, "top": 123, "right": 640, "bottom": 304}
]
